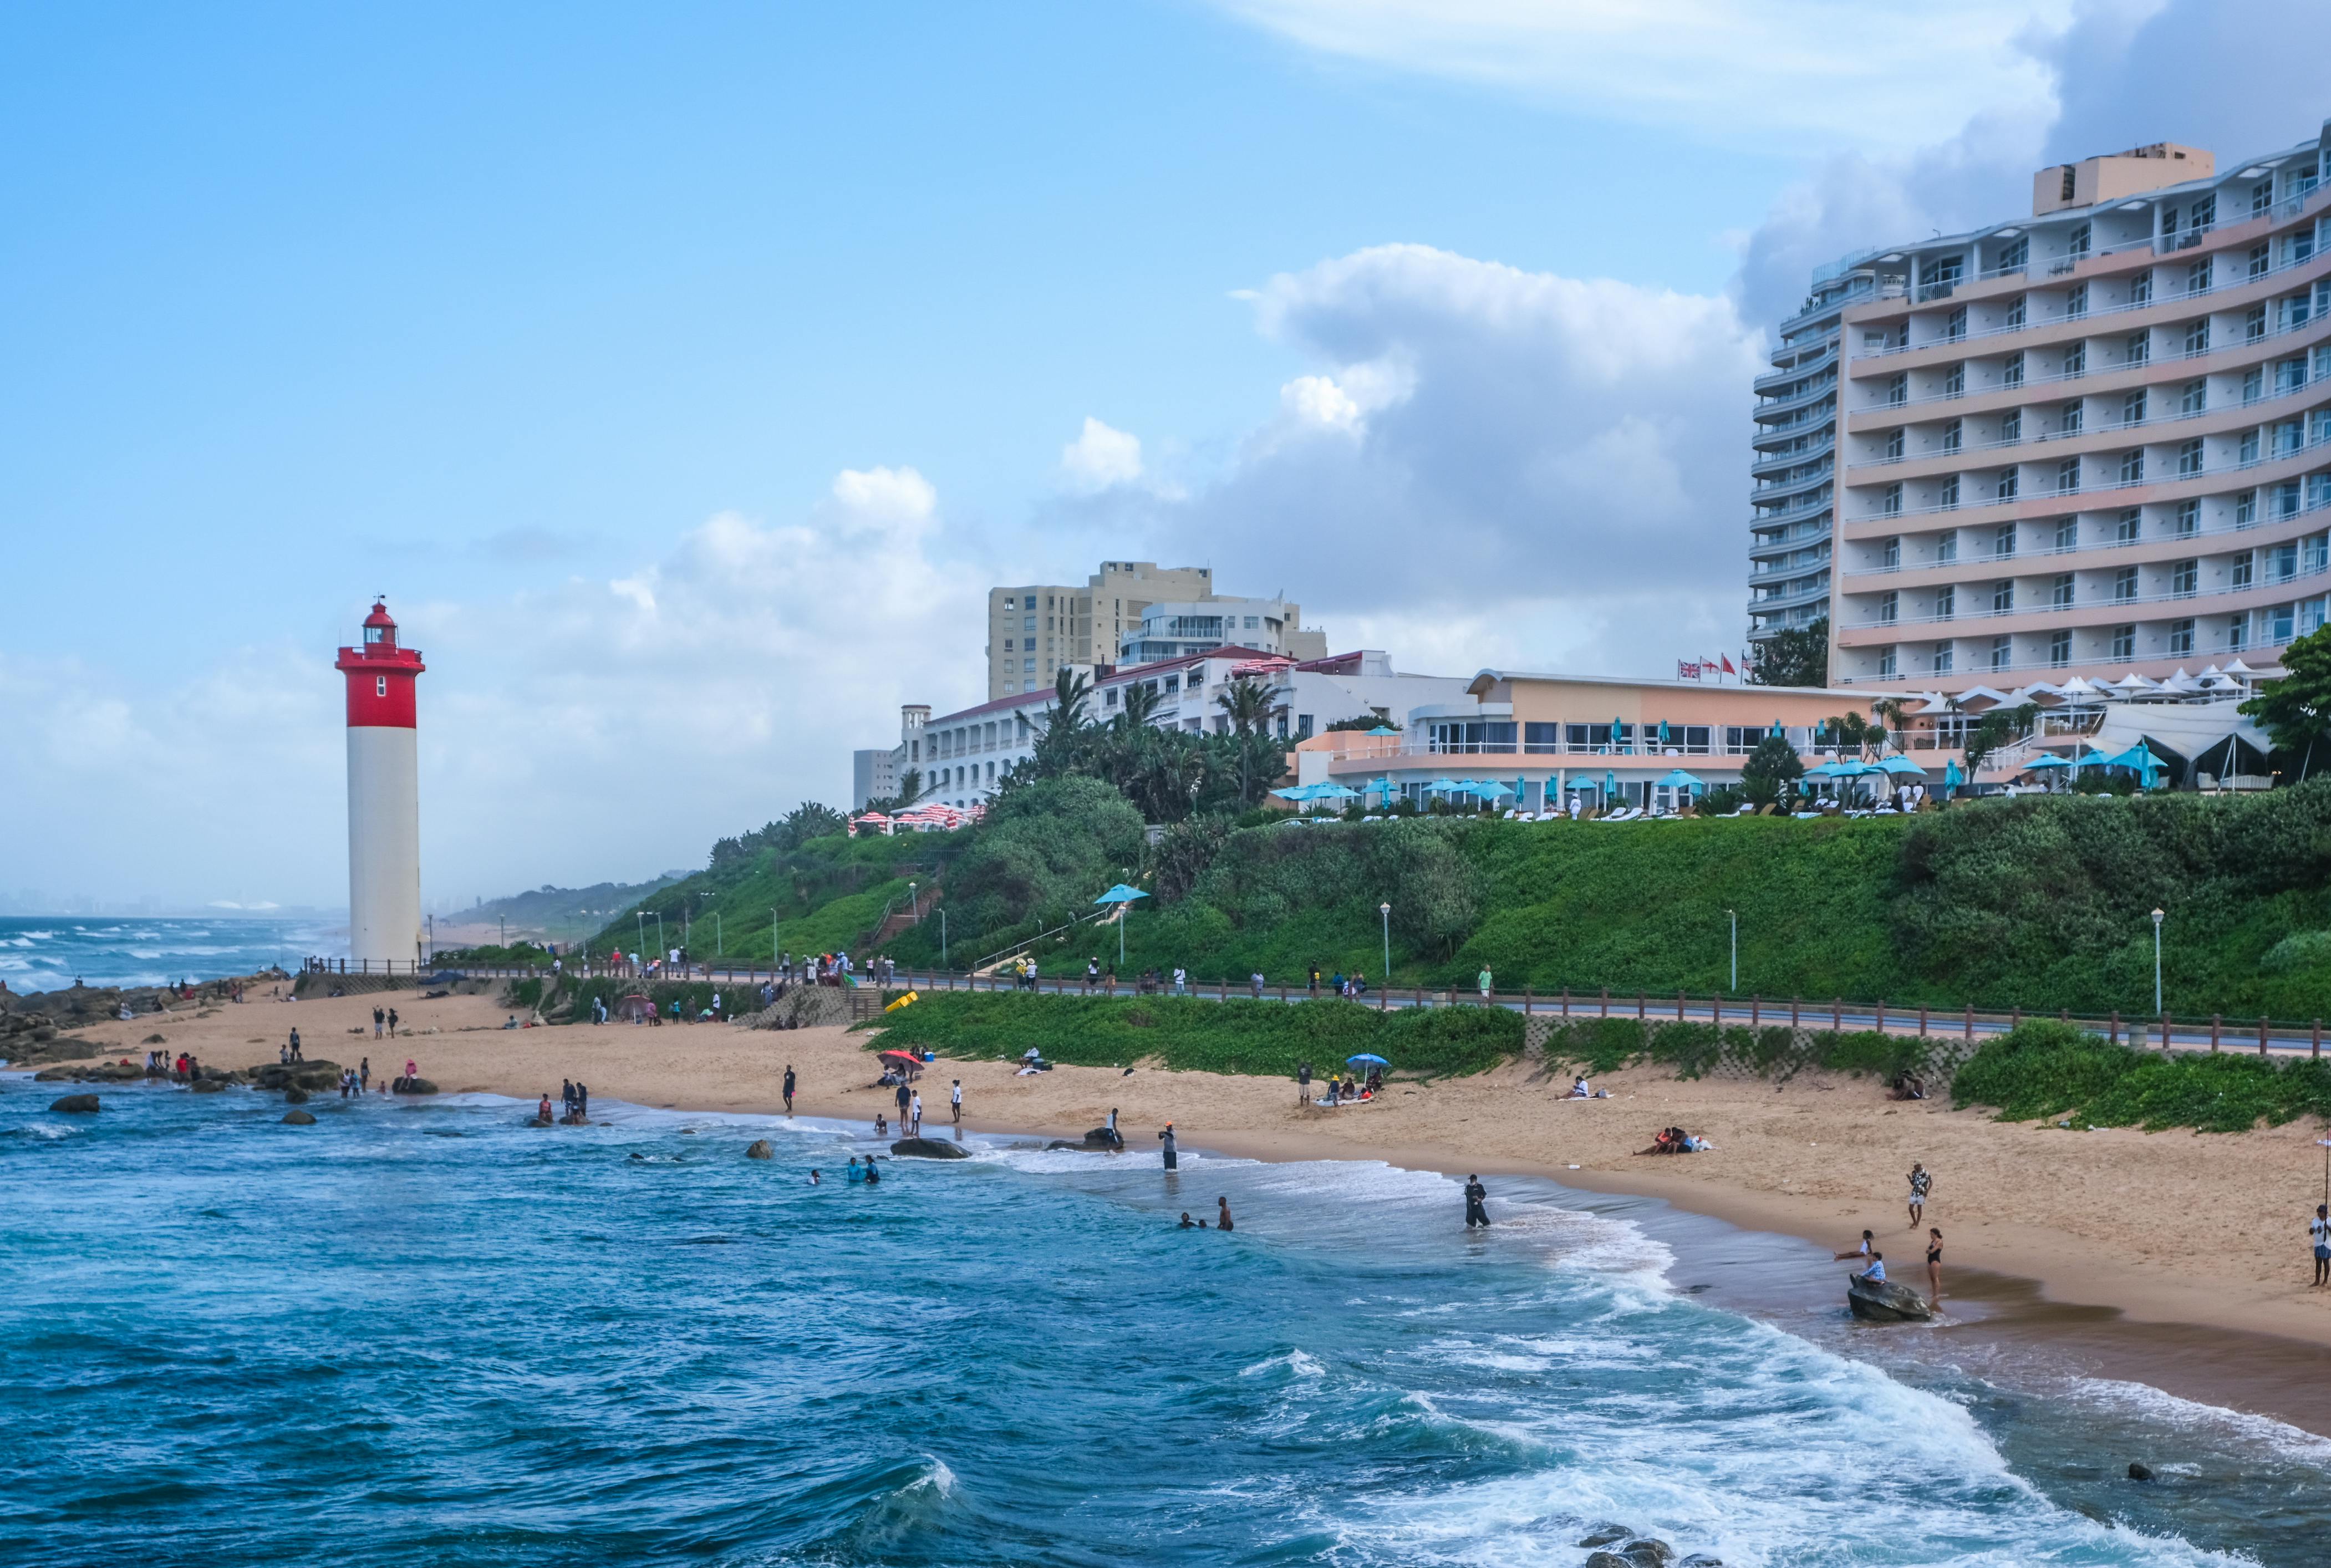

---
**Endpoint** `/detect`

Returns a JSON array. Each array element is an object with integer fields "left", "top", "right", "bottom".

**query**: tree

[
  {"left": 860, "top": 768, "right": 926, "bottom": 817},
  {"left": 1961, "top": 703, "right": 2038, "bottom": 776},
  {"left": 1739, "top": 732, "right": 1805, "bottom": 806},
  {"left": 1213, "top": 678, "right": 1281, "bottom": 805},
  {"left": 2242, "top": 624, "right": 2331, "bottom": 781},
  {"left": 1214, "top": 678, "right": 1273, "bottom": 736},
  {"left": 1022, "top": 668, "right": 1096, "bottom": 781},
  {"left": 1749, "top": 618, "right": 1828, "bottom": 688}
]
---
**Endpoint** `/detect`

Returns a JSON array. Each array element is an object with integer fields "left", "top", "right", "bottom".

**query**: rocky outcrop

[
  {"left": 2127, "top": 1462, "right": 2153, "bottom": 1481},
  {"left": 49, "top": 1094, "right": 100, "bottom": 1113},
  {"left": 391, "top": 1076, "right": 438, "bottom": 1095},
  {"left": 34, "top": 1061, "right": 147, "bottom": 1083},
  {"left": 1620, "top": 1541, "right": 1675, "bottom": 1568},
  {"left": 283, "top": 1087, "right": 311, "bottom": 1105},
  {"left": 745, "top": 1139, "right": 774, "bottom": 1160},
  {"left": 1585, "top": 1555, "right": 1631, "bottom": 1568},
  {"left": 250, "top": 1061, "right": 342, "bottom": 1093},
  {"left": 890, "top": 1137, "right": 969, "bottom": 1159},
  {"left": 1846, "top": 1274, "right": 1934, "bottom": 1322},
  {"left": 190, "top": 1078, "right": 226, "bottom": 1094},
  {"left": 1578, "top": 1529, "right": 1631, "bottom": 1549},
  {"left": 281, "top": 1110, "right": 317, "bottom": 1125}
]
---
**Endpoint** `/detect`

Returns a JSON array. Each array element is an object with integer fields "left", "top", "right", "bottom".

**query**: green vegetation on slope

[
  {"left": 1951, "top": 1019, "right": 2331, "bottom": 1133},
  {"left": 864, "top": 992, "right": 1520, "bottom": 1078}
]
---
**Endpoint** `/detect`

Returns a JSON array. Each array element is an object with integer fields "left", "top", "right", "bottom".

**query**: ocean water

[
  {"left": 0, "top": 916, "right": 334, "bottom": 993},
  {"left": 2, "top": 1076, "right": 2324, "bottom": 1567}
]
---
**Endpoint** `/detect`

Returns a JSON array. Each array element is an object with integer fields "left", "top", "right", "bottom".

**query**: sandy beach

[{"left": 27, "top": 982, "right": 2331, "bottom": 1417}]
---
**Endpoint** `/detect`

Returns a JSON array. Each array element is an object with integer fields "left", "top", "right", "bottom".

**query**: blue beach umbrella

[
  {"left": 1346, "top": 1053, "right": 1389, "bottom": 1066},
  {"left": 1093, "top": 883, "right": 1150, "bottom": 967}
]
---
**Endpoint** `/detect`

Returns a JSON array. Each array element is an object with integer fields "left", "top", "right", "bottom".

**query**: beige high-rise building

[
  {"left": 1750, "top": 121, "right": 2331, "bottom": 691},
  {"left": 984, "top": 561, "right": 1214, "bottom": 699}
]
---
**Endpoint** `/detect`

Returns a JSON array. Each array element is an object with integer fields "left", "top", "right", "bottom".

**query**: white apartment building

[
  {"left": 849, "top": 746, "right": 899, "bottom": 811},
  {"left": 985, "top": 561, "right": 1213, "bottom": 699},
  {"left": 889, "top": 649, "right": 1464, "bottom": 812},
  {"left": 1752, "top": 120, "right": 2331, "bottom": 693}
]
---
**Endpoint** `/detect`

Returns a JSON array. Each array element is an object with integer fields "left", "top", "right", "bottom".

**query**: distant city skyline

[{"left": 0, "top": 0, "right": 2312, "bottom": 905}]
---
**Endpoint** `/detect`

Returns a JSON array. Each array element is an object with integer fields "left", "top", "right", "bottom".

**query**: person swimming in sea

[
  {"left": 863, "top": 1160, "right": 881, "bottom": 1186},
  {"left": 1178, "top": 1212, "right": 1195, "bottom": 1228}
]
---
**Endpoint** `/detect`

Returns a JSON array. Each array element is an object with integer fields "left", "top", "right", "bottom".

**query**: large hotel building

[{"left": 1749, "top": 120, "right": 2331, "bottom": 690}]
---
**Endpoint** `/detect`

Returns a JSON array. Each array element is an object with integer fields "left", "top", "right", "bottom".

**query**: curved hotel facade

[{"left": 1751, "top": 122, "right": 2331, "bottom": 691}]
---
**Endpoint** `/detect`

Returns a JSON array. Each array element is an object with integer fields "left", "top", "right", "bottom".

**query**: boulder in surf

[
  {"left": 890, "top": 1137, "right": 969, "bottom": 1159},
  {"left": 281, "top": 1110, "right": 316, "bottom": 1125},
  {"left": 49, "top": 1093, "right": 100, "bottom": 1114},
  {"left": 1846, "top": 1273, "right": 1933, "bottom": 1322},
  {"left": 746, "top": 1139, "right": 774, "bottom": 1160}
]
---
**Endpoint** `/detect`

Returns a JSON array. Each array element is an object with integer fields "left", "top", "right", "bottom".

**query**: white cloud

[
  {"left": 0, "top": 469, "right": 989, "bottom": 909},
  {"left": 1210, "top": 0, "right": 2076, "bottom": 152},
  {"left": 1058, "top": 417, "right": 1145, "bottom": 491}
]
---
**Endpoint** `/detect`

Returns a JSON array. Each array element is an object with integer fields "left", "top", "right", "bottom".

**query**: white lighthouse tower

[{"left": 335, "top": 599, "right": 426, "bottom": 969}]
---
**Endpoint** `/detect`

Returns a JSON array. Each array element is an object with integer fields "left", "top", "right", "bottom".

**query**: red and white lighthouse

[{"left": 335, "top": 600, "right": 426, "bottom": 968}]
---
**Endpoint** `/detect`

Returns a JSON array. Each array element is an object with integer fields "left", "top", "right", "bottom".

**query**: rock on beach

[
  {"left": 745, "top": 1139, "right": 774, "bottom": 1160},
  {"left": 890, "top": 1137, "right": 969, "bottom": 1159},
  {"left": 281, "top": 1110, "right": 317, "bottom": 1126},
  {"left": 49, "top": 1094, "right": 101, "bottom": 1114}
]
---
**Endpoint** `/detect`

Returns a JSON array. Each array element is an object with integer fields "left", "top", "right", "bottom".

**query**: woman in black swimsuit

[{"left": 1926, "top": 1228, "right": 1943, "bottom": 1304}]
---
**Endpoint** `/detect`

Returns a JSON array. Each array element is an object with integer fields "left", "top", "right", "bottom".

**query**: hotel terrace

[{"left": 1749, "top": 119, "right": 2331, "bottom": 694}]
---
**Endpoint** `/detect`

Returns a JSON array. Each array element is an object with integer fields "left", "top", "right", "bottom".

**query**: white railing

[
  {"left": 1850, "top": 430, "right": 2331, "bottom": 521},
  {"left": 1844, "top": 490, "right": 2331, "bottom": 576},
  {"left": 1861, "top": 314, "right": 2331, "bottom": 410},
  {"left": 1857, "top": 376, "right": 2328, "bottom": 467}
]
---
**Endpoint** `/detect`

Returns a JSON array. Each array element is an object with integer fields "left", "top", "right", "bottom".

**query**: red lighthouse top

[{"left": 335, "top": 598, "right": 426, "bottom": 727}]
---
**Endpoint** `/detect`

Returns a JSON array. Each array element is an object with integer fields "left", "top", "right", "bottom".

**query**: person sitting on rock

[{"left": 1860, "top": 1252, "right": 1887, "bottom": 1283}]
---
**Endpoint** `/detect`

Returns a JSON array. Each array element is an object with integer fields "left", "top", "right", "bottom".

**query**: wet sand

[{"left": 25, "top": 983, "right": 2331, "bottom": 1435}]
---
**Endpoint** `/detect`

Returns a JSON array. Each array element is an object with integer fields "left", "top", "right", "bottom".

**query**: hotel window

[
  {"left": 1933, "top": 643, "right": 1954, "bottom": 674},
  {"left": 1935, "top": 584, "right": 1955, "bottom": 619},
  {"left": 1940, "top": 475, "right": 1960, "bottom": 510},
  {"left": 2169, "top": 618, "right": 2195, "bottom": 655},
  {"left": 1882, "top": 482, "right": 1903, "bottom": 516},
  {"left": 2116, "top": 508, "right": 2141, "bottom": 543},
  {"left": 2192, "top": 195, "right": 2216, "bottom": 231},
  {"left": 2316, "top": 409, "right": 2331, "bottom": 443},
  {"left": 2052, "top": 572, "right": 2075, "bottom": 607},
  {"left": 1882, "top": 536, "right": 1901, "bottom": 568},
  {"left": 2247, "top": 304, "right": 2267, "bottom": 343},
  {"left": 2001, "top": 238, "right": 2029, "bottom": 272},
  {"left": 2004, "top": 350, "right": 2025, "bottom": 388},
  {"left": 2125, "top": 331, "right": 2150, "bottom": 366},
  {"left": 1993, "top": 579, "right": 2015, "bottom": 613},
  {"left": 2060, "top": 401, "right": 2083, "bottom": 437},
  {"left": 2172, "top": 558, "right": 2197, "bottom": 597},
  {"left": 2179, "top": 437, "right": 2204, "bottom": 476},
  {"left": 2002, "top": 409, "right": 2023, "bottom": 442},
  {"left": 2308, "top": 533, "right": 2330, "bottom": 573},
  {"left": 2230, "top": 612, "right": 2251, "bottom": 650},
  {"left": 1023, "top": 615, "right": 1036, "bottom": 633},
  {"left": 1947, "top": 306, "right": 1967, "bottom": 341},
  {"left": 1997, "top": 469, "right": 2020, "bottom": 501},
  {"left": 1937, "top": 533, "right": 1959, "bottom": 563},
  {"left": 2249, "top": 241, "right": 2271, "bottom": 277},
  {"left": 2272, "top": 603, "right": 2297, "bottom": 643},
  {"left": 1885, "top": 428, "right": 1905, "bottom": 460},
  {"left": 1994, "top": 522, "right": 2017, "bottom": 556},
  {"left": 2277, "top": 480, "right": 2303, "bottom": 518},
  {"left": 2057, "top": 457, "right": 2081, "bottom": 493},
  {"left": 1879, "top": 646, "right": 1899, "bottom": 678},
  {"left": 2064, "top": 343, "right": 2086, "bottom": 379},
  {"left": 1944, "top": 364, "right": 1966, "bottom": 398},
  {"left": 2271, "top": 542, "right": 2299, "bottom": 582},
  {"left": 2129, "top": 271, "right": 2152, "bottom": 307},
  {"left": 1942, "top": 418, "right": 1962, "bottom": 454},
  {"left": 1991, "top": 635, "right": 2013, "bottom": 671},
  {"left": 2187, "top": 258, "right": 2213, "bottom": 293},
  {"left": 2118, "top": 450, "right": 2144, "bottom": 485},
  {"left": 2241, "top": 428, "right": 2261, "bottom": 463},
  {"left": 2277, "top": 418, "right": 2305, "bottom": 456},
  {"left": 2111, "top": 624, "right": 2135, "bottom": 660},
  {"left": 2113, "top": 566, "right": 2137, "bottom": 603},
  {"left": 2049, "top": 629, "right": 2073, "bottom": 667},
  {"left": 2181, "top": 379, "right": 2207, "bottom": 415},
  {"left": 2053, "top": 517, "right": 2078, "bottom": 551},
  {"left": 1523, "top": 722, "right": 1559, "bottom": 754},
  {"left": 1879, "top": 590, "right": 1899, "bottom": 624},
  {"left": 1002, "top": 639, "right": 1015, "bottom": 651},
  {"left": 2122, "top": 389, "right": 2147, "bottom": 426},
  {"left": 2233, "top": 549, "right": 2254, "bottom": 589},
  {"left": 1887, "top": 373, "right": 1907, "bottom": 407},
  {"left": 2245, "top": 366, "right": 2266, "bottom": 405},
  {"left": 2309, "top": 597, "right": 2331, "bottom": 636},
  {"left": 2067, "top": 278, "right": 2089, "bottom": 314},
  {"left": 1021, "top": 658, "right": 1035, "bottom": 674},
  {"left": 2183, "top": 319, "right": 2210, "bottom": 357},
  {"left": 2176, "top": 499, "right": 2200, "bottom": 536}
]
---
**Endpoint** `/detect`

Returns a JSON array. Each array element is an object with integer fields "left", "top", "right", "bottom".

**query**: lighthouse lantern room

[{"left": 335, "top": 599, "right": 426, "bottom": 967}]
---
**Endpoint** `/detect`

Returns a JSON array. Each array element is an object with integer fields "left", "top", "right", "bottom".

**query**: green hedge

[
  {"left": 862, "top": 992, "right": 1520, "bottom": 1078},
  {"left": 1535, "top": 1017, "right": 1937, "bottom": 1082},
  {"left": 1952, "top": 1019, "right": 2331, "bottom": 1132}
]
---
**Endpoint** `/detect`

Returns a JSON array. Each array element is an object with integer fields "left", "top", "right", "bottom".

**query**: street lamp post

[
  {"left": 1380, "top": 902, "right": 1391, "bottom": 982},
  {"left": 1728, "top": 908, "right": 1737, "bottom": 992},
  {"left": 635, "top": 911, "right": 645, "bottom": 971},
  {"left": 909, "top": 882, "right": 919, "bottom": 923},
  {"left": 2152, "top": 907, "right": 2165, "bottom": 1016}
]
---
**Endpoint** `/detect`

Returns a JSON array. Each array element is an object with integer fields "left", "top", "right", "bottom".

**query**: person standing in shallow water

[
  {"left": 1158, "top": 1123, "right": 1178, "bottom": 1170},
  {"left": 782, "top": 1065, "right": 796, "bottom": 1113},
  {"left": 1463, "top": 1175, "right": 1490, "bottom": 1228},
  {"left": 2312, "top": 1205, "right": 2331, "bottom": 1286},
  {"left": 1926, "top": 1229, "right": 1944, "bottom": 1302},
  {"left": 1216, "top": 1196, "right": 1234, "bottom": 1231}
]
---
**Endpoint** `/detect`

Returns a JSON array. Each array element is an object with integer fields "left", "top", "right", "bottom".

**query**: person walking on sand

[
  {"left": 1834, "top": 1229, "right": 1874, "bottom": 1265},
  {"left": 373, "top": 1005, "right": 385, "bottom": 1039},
  {"left": 289, "top": 1027, "right": 302, "bottom": 1061},
  {"left": 1464, "top": 1175, "right": 1490, "bottom": 1228},
  {"left": 783, "top": 1065, "right": 796, "bottom": 1114},
  {"left": 1907, "top": 1163, "right": 1932, "bottom": 1228},
  {"left": 1926, "top": 1228, "right": 1945, "bottom": 1303},
  {"left": 387, "top": 1007, "right": 399, "bottom": 1037},
  {"left": 2313, "top": 1205, "right": 2331, "bottom": 1287},
  {"left": 1216, "top": 1196, "right": 1234, "bottom": 1232},
  {"left": 1159, "top": 1123, "right": 1178, "bottom": 1171},
  {"left": 950, "top": 1079, "right": 962, "bottom": 1125}
]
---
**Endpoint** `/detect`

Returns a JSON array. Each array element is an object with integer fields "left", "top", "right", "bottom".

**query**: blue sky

[{"left": 2, "top": 0, "right": 2308, "bottom": 909}]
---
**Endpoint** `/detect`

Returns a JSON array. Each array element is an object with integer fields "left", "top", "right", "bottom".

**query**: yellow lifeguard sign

[{"left": 883, "top": 991, "right": 919, "bottom": 1014}]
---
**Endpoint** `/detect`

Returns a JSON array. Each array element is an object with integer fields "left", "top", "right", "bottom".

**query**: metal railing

[
  {"left": 1850, "top": 430, "right": 2331, "bottom": 522},
  {"left": 1859, "top": 311, "right": 2331, "bottom": 410}
]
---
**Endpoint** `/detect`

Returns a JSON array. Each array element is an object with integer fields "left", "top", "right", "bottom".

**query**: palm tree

[
  {"left": 1214, "top": 678, "right": 1272, "bottom": 736},
  {"left": 861, "top": 767, "right": 927, "bottom": 817}
]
